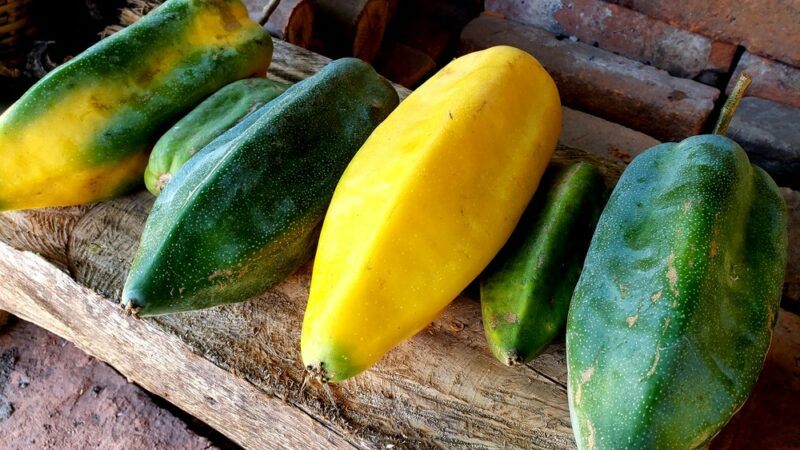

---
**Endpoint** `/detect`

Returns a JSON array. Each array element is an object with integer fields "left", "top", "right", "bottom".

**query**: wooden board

[{"left": 1, "top": 40, "right": 798, "bottom": 449}]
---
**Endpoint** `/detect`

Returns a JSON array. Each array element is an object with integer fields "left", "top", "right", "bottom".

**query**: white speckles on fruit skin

[
  {"left": 566, "top": 135, "right": 788, "bottom": 449},
  {"left": 122, "top": 59, "right": 398, "bottom": 316}
]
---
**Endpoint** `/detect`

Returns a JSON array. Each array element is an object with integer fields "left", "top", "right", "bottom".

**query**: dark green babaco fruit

[
  {"left": 121, "top": 58, "right": 399, "bottom": 316},
  {"left": 566, "top": 75, "right": 788, "bottom": 449},
  {"left": 480, "top": 163, "right": 606, "bottom": 366},
  {"left": 144, "top": 78, "right": 289, "bottom": 195}
]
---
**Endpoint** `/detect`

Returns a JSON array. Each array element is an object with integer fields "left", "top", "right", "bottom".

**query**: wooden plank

[
  {"left": 0, "top": 241, "right": 365, "bottom": 450},
  {"left": 0, "top": 39, "right": 798, "bottom": 448}
]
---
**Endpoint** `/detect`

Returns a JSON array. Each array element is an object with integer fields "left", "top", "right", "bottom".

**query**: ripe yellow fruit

[{"left": 301, "top": 46, "right": 562, "bottom": 381}]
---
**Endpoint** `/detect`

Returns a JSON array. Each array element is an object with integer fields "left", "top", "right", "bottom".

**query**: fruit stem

[{"left": 713, "top": 72, "right": 752, "bottom": 136}]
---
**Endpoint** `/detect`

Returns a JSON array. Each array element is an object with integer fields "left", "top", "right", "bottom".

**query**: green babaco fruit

[
  {"left": 566, "top": 74, "right": 788, "bottom": 449},
  {"left": 481, "top": 163, "right": 605, "bottom": 366},
  {"left": 145, "top": 77, "right": 289, "bottom": 195},
  {"left": 122, "top": 58, "right": 399, "bottom": 316}
]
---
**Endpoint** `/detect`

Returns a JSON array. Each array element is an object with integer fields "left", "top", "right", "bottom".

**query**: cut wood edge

[
  {"left": 0, "top": 241, "right": 369, "bottom": 450},
  {"left": 312, "top": 0, "right": 390, "bottom": 63},
  {"left": 352, "top": 0, "right": 390, "bottom": 62},
  {"left": 265, "top": 0, "right": 314, "bottom": 48}
]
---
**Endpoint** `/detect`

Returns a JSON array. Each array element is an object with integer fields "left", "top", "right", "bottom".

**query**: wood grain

[
  {"left": 0, "top": 241, "right": 366, "bottom": 450},
  {"left": 0, "top": 39, "right": 798, "bottom": 449}
]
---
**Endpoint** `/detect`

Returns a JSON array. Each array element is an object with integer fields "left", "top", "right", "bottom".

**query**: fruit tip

[
  {"left": 505, "top": 351, "right": 523, "bottom": 367},
  {"left": 121, "top": 299, "right": 142, "bottom": 319},
  {"left": 305, "top": 361, "right": 331, "bottom": 384}
]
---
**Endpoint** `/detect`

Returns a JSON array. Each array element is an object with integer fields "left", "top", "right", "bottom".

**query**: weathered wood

[
  {"left": 264, "top": 0, "right": 314, "bottom": 47},
  {"left": 1, "top": 39, "right": 798, "bottom": 448},
  {"left": 312, "top": 0, "right": 390, "bottom": 62},
  {"left": 0, "top": 242, "right": 366, "bottom": 450}
]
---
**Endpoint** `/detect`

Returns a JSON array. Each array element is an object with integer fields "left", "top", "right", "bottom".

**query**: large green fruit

[
  {"left": 567, "top": 134, "right": 787, "bottom": 449},
  {"left": 145, "top": 77, "right": 289, "bottom": 195},
  {"left": 481, "top": 163, "right": 605, "bottom": 365},
  {"left": 122, "top": 58, "right": 399, "bottom": 316},
  {"left": 0, "top": 0, "right": 272, "bottom": 210}
]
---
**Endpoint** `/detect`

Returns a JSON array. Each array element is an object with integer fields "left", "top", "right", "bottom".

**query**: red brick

[
  {"left": 617, "top": 0, "right": 800, "bottom": 67},
  {"left": 727, "top": 52, "right": 800, "bottom": 109},
  {"left": 459, "top": 15, "right": 719, "bottom": 141},
  {"left": 560, "top": 107, "right": 660, "bottom": 164},
  {"left": 485, "top": 0, "right": 736, "bottom": 79}
]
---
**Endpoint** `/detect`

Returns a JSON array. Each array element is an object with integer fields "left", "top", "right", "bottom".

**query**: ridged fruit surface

[
  {"left": 481, "top": 163, "right": 605, "bottom": 366},
  {"left": 301, "top": 46, "right": 562, "bottom": 381},
  {"left": 144, "top": 77, "right": 288, "bottom": 195},
  {"left": 0, "top": 0, "right": 272, "bottom": 210},
  {"left": 567, "top": 135, "right": 787, "bottom": 449},
  {"left": 122, "top": 58, "right": 398, "bottom": 316}
]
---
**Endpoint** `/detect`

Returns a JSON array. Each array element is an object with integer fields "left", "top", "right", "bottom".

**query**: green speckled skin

[
  {"left": 481, "top": 163, "right": 605, "bottom": 365},
  {"left": 122, "top": 58, "right": 399, "bottom": 316},
  {"left": 144, "top": 78, "right": 289, "bottom": 195},
  {"left": 567, "top": 135, "right": 788, "bottom": 449}
]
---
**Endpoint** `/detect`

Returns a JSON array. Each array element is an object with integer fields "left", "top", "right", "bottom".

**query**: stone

[
  {"left": 617, "top": 0, "right": 800, "bottom": 67},
  {"left": 485, "top": 0, "right": 736, "bottom": 79},
  {"left": 727, "top": 52, "right": 800, "bottom": 109},
  {"left": 728, "top": 97, "right": 800, "bottom": 189},
  {"left": 459, "top": 15, "right": 720, "bottom": 141}
]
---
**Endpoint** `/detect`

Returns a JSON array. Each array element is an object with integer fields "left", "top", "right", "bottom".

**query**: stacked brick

[{"left": 464, "top": 0, "right": 799, "bottom": 188}]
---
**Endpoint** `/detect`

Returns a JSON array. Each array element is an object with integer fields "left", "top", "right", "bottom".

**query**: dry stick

[
  {"left": 259, "top": 0, "right": 282, "bottom": 25},
  {"left": 714, "top": 72, "right": 752, "bottom": 136}
]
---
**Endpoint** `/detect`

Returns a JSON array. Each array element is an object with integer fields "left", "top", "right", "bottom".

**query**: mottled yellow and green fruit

[
  {"left": 301, "top": 45, "right": 562, "bottom": 382},
  {"left": 0, "top": 0, "right": 272, "bottom": 211}
]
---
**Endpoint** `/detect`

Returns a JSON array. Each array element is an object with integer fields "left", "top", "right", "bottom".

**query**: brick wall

[{"left": 468, "top": 0, "right": 800, "bottom": 189}]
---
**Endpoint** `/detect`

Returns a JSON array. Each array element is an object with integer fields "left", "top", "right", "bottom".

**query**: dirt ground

[{"left": 0, "top": 318, "right": 227, "bottom": 450}]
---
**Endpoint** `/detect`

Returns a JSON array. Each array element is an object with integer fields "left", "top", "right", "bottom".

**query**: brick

[
  {"left": 459, "top": 15, "right": 719, "bottom": 141},
  {"left": 727, "top": 52, "right": 800, "bottom": 109},
  {"left": 617, "top": 0, "right": 800, "bottom": 67},
  {"left": 485, "top": 0, "right": 736, "bottom": 79},
  {"left": 728, "top": 97, "right": 800, "bottom": 190},
  {"left": 560, "top": 107, "right": 660, "bottom": 164}
]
